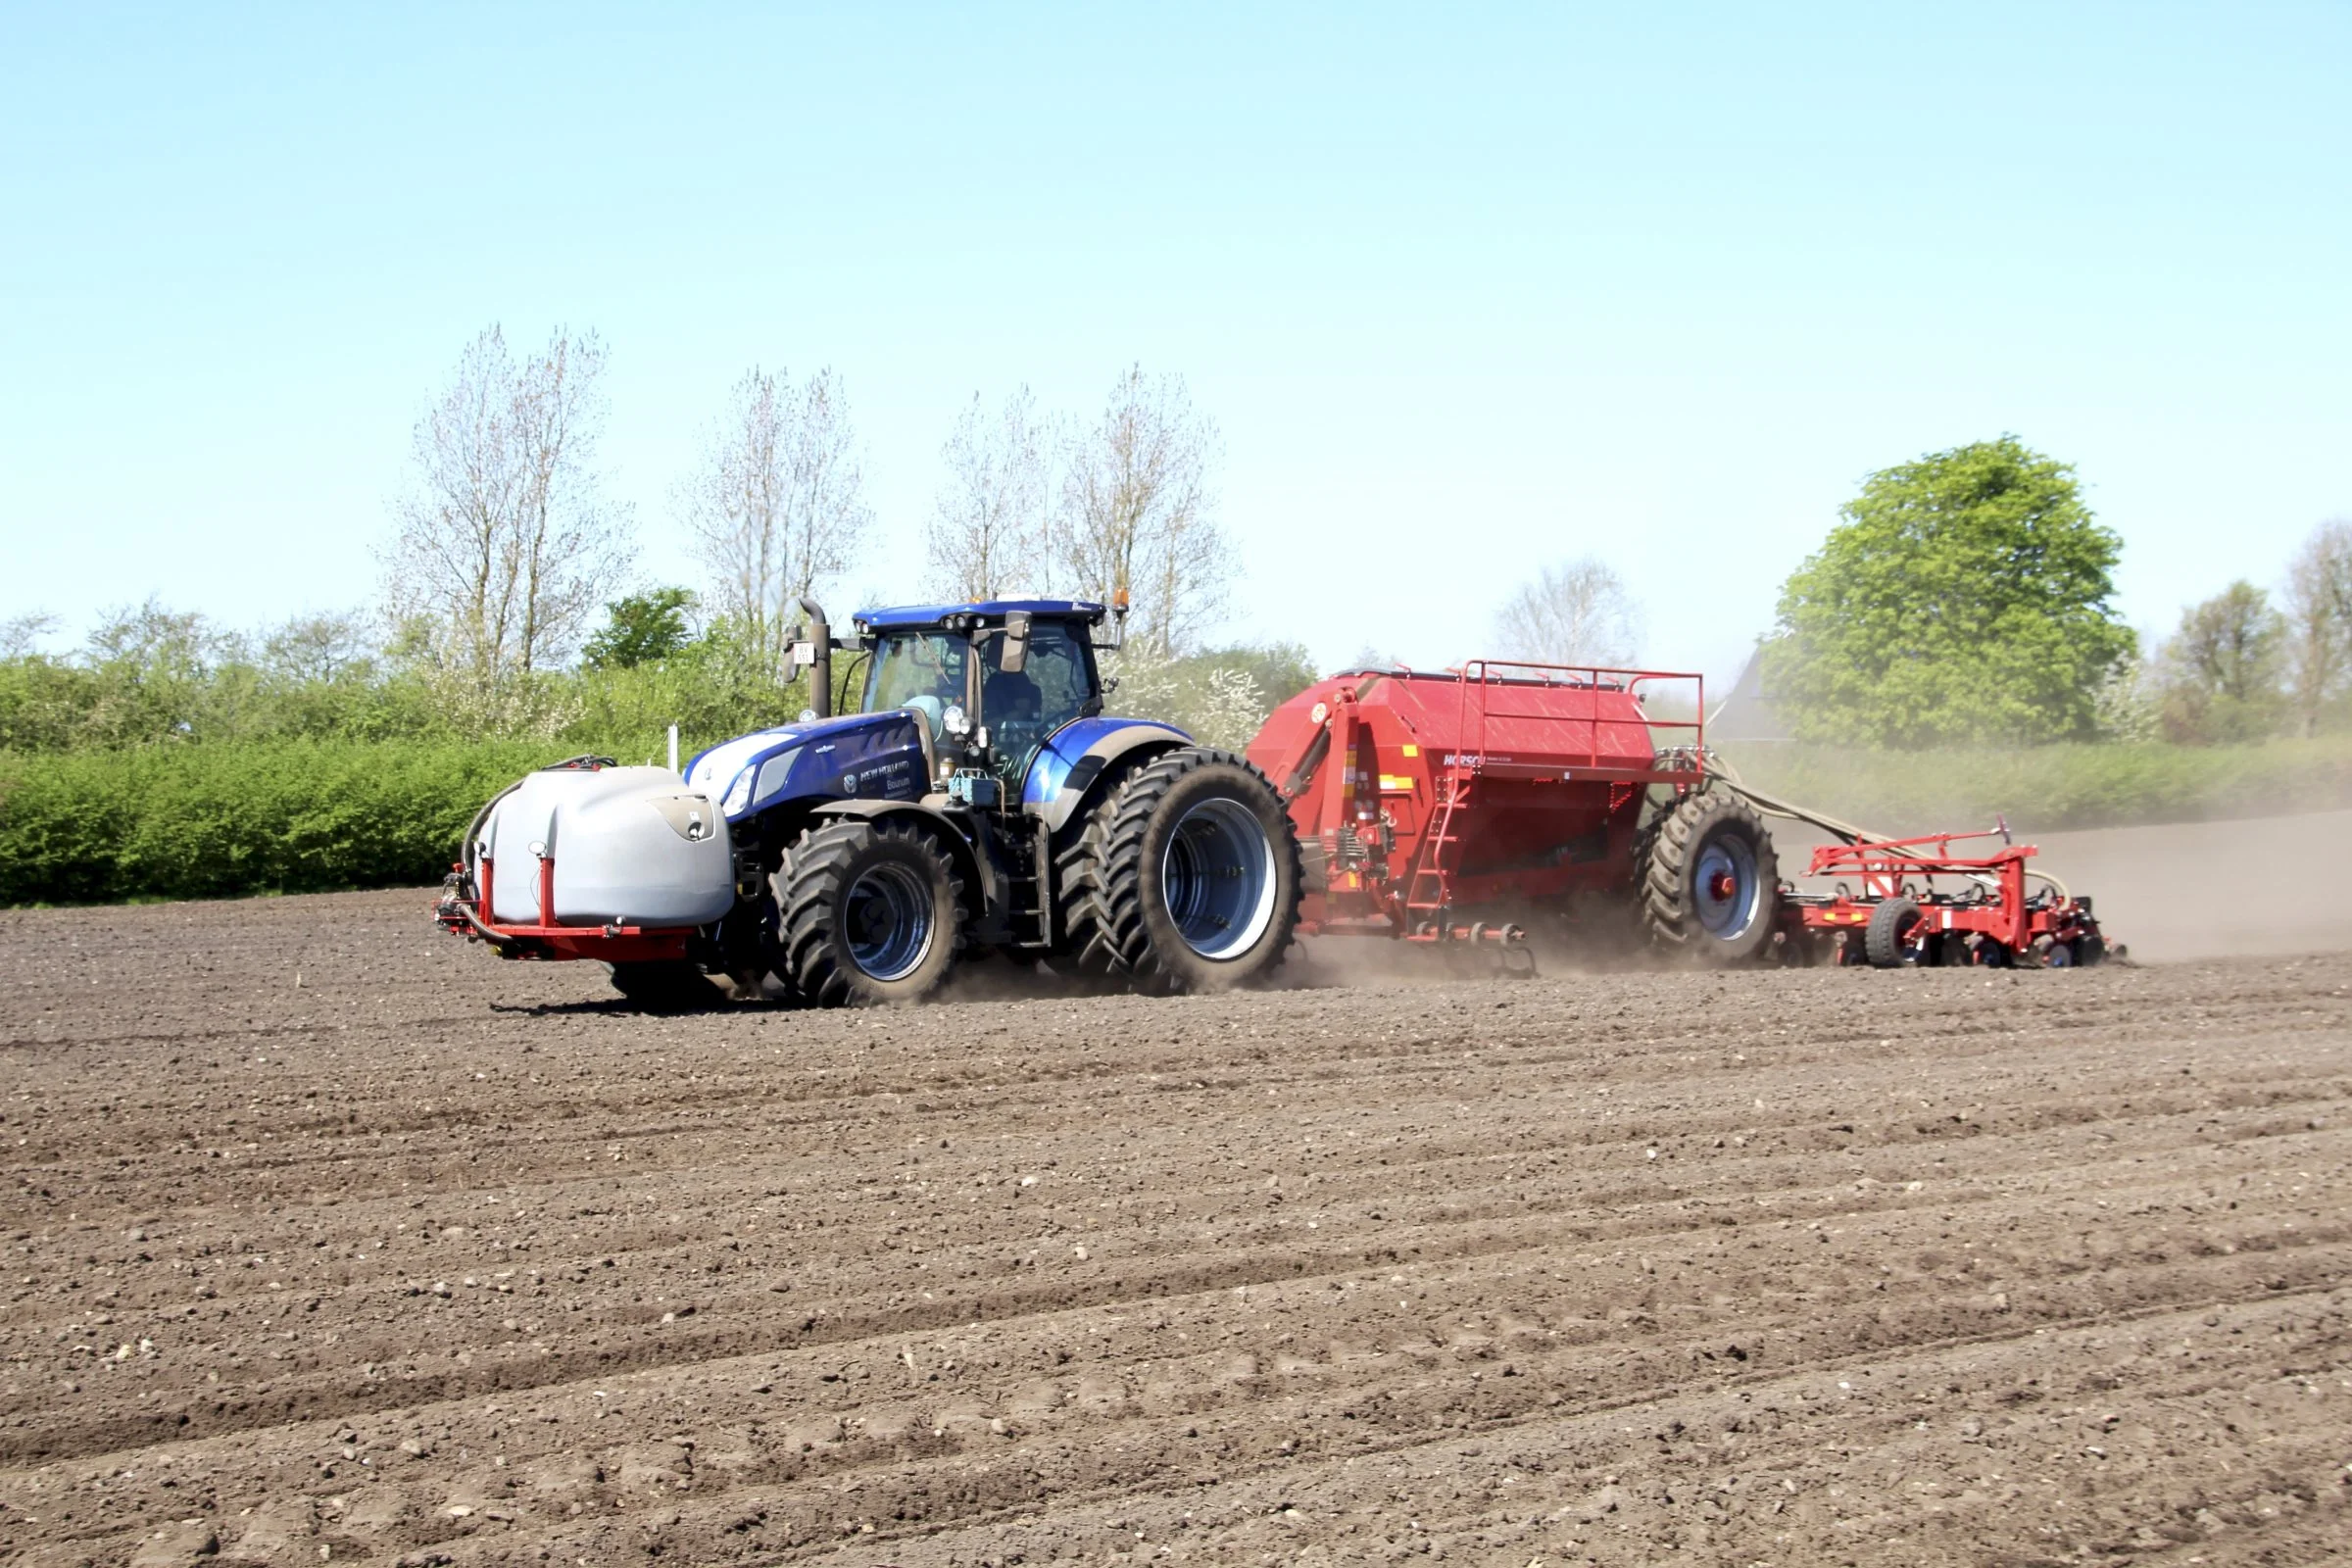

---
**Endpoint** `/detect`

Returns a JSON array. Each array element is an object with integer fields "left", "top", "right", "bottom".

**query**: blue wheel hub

[
  {"left": 1692, "top": 834, "right": 1763, "bottom": 940},
  {"left": 1161, "top": 798, "right": 1278, "bottom": 960},
  {"left": 843, "top": 861, "right": 933, "bottom": 981}
]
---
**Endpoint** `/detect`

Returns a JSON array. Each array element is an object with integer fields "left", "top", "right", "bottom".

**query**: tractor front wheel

[
  {"left": 1641, "top": 790, "right": 1778, "bottom": 965},
  {"left": 778, "top": 819, "right": 964, "bottom": 1006},
  {"left": 1062, "top": 747, "right": 1302, "bottom": 993}
]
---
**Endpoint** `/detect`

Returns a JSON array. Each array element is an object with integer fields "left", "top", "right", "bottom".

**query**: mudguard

[
  {"left": 1023, "top": 717, "right": 1192, "bottom": 832},
  {"left": 808, "top": 799, "right": 993, "bottom": 910}
]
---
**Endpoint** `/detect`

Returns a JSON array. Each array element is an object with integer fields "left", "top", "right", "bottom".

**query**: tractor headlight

[{"left": 721, "top": 766, "right": 754, "bottom": 817}]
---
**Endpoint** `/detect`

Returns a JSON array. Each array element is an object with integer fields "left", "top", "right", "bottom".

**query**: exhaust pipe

[{"left": 795, "top": 598, "right": 832, "bottom": 720}]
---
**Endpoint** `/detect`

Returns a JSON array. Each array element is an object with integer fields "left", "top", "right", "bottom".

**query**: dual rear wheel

[{"left": 1059, "top": 747, "right": 1304, "bottom": 994}]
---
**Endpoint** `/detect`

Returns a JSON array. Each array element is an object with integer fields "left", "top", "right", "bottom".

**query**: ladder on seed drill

[{"left": 1402, "top": 668, "right": 1490, "bottom": 936}]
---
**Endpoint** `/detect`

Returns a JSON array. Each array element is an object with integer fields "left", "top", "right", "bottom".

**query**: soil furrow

[{"left": 1, "top": 892, "right": 2346, "bottom": 1565}]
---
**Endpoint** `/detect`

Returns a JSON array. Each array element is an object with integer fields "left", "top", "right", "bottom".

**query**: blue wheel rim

[
  {"left": 1692, "top": 834, "right": 1762, "bottom": 939},
  {"left": 843, "top": 860, "right": 933, "bottom": 981},
  {"left": 1161, "top": 797, "right": 1278, "bottom": 960}
]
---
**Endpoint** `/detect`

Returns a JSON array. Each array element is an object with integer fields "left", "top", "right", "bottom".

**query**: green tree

[
  {"left": 2156, "top": 580, "right": 2285, "bottom": 743},
  {"left": 1764, "top": 436, "right": 2132, "bottom": 746},
  {"left": 582, "top": 588, "right": 699, "bottom": 670}
]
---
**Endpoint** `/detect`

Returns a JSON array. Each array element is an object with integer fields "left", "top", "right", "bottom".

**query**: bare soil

[{"left": 3, "top": 888, "right": 2348, "bottom": 1566}]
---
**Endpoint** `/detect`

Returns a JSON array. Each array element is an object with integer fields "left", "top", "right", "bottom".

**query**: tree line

[
  {"left": 6, "top": 334, "right": 2346, "bottom": 766},
  {"left": 382, "top": 328, "right": 1280, "bottom": 729},
  {"left": 0, "top": 328, "right": 1312, "bottom": 759}
]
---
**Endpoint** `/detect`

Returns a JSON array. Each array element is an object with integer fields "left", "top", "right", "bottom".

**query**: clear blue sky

[{"left": 3, "top": 4, "right": 2346, "bottom": 688}]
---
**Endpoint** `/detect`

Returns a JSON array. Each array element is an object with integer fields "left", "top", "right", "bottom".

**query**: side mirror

[{"left": 1000, "top": 611, "right": 1030, "bottom": 674}]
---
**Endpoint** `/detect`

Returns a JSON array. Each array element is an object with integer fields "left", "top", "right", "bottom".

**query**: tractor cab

[{"left": 849, "top": 601, "right": 1109, "bottom": 801}]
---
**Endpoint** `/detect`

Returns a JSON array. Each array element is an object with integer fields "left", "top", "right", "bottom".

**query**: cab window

[{"left": 978, "top": 621, "right": 1094, "bottom": 780}]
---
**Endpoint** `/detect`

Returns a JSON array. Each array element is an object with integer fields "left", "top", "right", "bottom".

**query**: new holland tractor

[{"left": 436, "top": 598, "right": 1304, "bottom": 1004}]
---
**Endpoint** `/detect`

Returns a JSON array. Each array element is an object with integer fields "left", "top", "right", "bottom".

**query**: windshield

[{"left": 864, "top": 632, "right": 969, "bottom": 740}]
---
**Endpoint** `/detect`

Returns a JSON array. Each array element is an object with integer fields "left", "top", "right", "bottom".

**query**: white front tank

[{"left": 483, "top": 766, "right": 734, "bottom": 928}]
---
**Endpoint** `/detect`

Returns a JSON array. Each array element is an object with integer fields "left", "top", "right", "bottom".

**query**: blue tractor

[{"left": 444, "top": 597, "right": 1303, "bottom": 1005}]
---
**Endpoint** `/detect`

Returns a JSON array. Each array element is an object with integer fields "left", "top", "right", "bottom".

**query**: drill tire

[
  {"left": 1863, "top": 895, "right": 1923, "bottom": 968},
  {"left": 1642, "top": 789, "right": 1778, "bottom": 965}
]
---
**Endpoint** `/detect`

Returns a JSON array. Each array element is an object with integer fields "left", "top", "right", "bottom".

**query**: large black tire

[
  {"left": 1051, "top": 784, "right": 1134, "bottom": 982},
  {"left": 609, "top": 959, "right": 726, "bottom": 1009},
  {"left": 1060, "top": 747, "right": 1302, "bottom": 993},
  {"left": 778, "top": 819, "right": 964, "bottom": 1006},
  {"left": 1641, "top": 790, "right": 1778, "bottom": 965},
  {"left": 1863, "top": 896, "right": 1922, "bottom": 968}
]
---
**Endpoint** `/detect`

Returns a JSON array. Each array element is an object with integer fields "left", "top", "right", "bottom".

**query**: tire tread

[{"left": 1640, "top": 789, "right": 1777, "bottom": 964}]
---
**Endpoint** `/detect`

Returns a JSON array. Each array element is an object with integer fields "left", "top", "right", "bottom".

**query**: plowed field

[{"left": 3, "top": 889, "right": 2348, "bottom": 1566}]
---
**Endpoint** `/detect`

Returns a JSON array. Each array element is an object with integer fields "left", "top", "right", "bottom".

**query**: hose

[
  {"left": 1704, "top": 758, "right": 2072, "bottom": 905},
  {"left": 457, "top": 780, "right": 522, "bottom": 891}
]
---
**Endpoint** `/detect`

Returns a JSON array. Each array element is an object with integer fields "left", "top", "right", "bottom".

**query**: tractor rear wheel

[
  {"left": 1061, "top": 747, "right": 1302, "bottom": 993},
  {"left": 1863, "top": 896, "right": 1923, "bottom": 968},
  {"left": 778, "top": 819, "right": 964, "bottom": 1006},
  {"left": 1642, "top": 790, "right": 1778, "bottom": 965}
]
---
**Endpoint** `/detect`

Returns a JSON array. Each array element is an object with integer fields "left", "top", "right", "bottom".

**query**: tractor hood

[{"left": 683, "top": 710, "right": 926, "bottom": 822}]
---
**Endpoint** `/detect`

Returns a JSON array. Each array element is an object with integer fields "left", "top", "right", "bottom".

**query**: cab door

[{"left": 979, "top": 619, "right": 1097, "bottom": 788}]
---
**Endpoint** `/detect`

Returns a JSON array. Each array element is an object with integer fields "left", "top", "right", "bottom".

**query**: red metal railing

[{"left": 1444, "top": 659, "right": 1706, "bottom": 783}]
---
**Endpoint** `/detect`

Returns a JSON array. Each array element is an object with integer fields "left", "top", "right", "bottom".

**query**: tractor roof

[{"left": 854, "top": 599, "right": 1105, "bottom": 631}]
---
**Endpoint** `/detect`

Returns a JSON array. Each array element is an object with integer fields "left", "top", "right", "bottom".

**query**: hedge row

[
  {"left": 0, "top": 741, "right": 557, "bottom": 906},
  {"left": 8, "top": 735, "right": 2352, "bottom": 907},
  {"left": 1721, "top": 735, "right": 2352, "bottom": 837}
]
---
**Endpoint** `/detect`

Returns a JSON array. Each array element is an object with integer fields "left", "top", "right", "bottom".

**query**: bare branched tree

[
  {"left": 0, "top": 612, "right": 59, "bottom": 660},
  {"left": 2283, "top": 517, "right": 2352, "bottom": 737},
  {"left": 684, "top": 366, "right": 872, "bottom": 676},
  {"left": 1056, "top": 366, "right": 1232, "bottom": 656},
  {"left": 382, "top": 326, "right": 632, "bottom": 698},
  {"left": 925, "top": 386, "right": 1050, "bottom": 602},
  {"left": 1494, "top": 556, "right": 1644, "bottom": 667}
]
